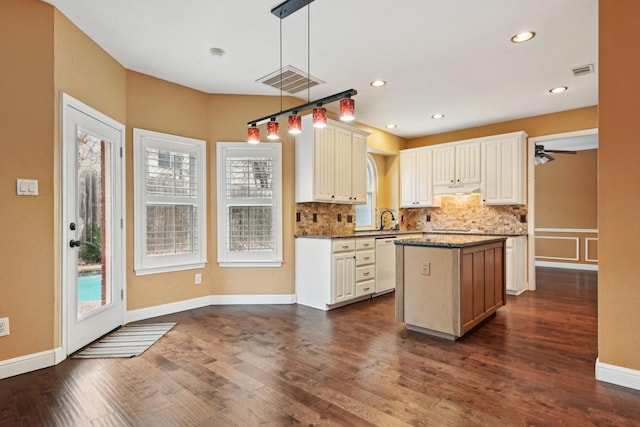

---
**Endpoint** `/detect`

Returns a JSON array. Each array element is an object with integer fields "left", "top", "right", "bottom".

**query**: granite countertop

[
  {"left": 295, "top": 230, "right": 423, "bottom": 239},
  {"left": 394, "top": 234, "right": 507, "bottom": 248}
]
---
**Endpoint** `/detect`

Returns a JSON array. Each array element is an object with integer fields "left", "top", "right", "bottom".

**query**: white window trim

[
  {"left": 356, "top": 154, "right": 378, "bottom": 230},
  {"left": 216, "top": 142, "right": 283, "bottom": 268},
  {"left": 133, "top": 128, "right": 207, "bottom": 275}
]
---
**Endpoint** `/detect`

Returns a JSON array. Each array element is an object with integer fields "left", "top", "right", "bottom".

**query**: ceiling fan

[{"left": 534, "top": 145, "right": 577, "bottom": 165}]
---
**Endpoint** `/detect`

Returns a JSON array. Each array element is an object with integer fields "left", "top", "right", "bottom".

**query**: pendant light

[
  {"left": 247, "top": 125, "right": 260, "bottom": 144},
  {"left": 267, "top": 118, "right": 280, "bottom": 140},
  {"left": 288, "top": 113, "right": 302, "bottom": 134},
  {"left": 340, "top": 97, "right": 355, "bottom": 121},
  {"left": 246, "top": 0, "right": 357, "bottom": 134},
  {"left": 312, "top": 105, "right": 327, "bottom": 128}
]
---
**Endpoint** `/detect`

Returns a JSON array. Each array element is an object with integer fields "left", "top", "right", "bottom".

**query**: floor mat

[{"left": 72, "top": 323, "right": 176, "bottom": 358}]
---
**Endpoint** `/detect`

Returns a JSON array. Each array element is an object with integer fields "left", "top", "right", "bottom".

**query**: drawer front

[
  {"left": 356, "top": 280, "right": 375, "bottom": 297},
  {"left": 356, "top": 238, "right": 375, "bottom": 250},
  {"left": 356, "top": 249, "right": 375, "bottom": 266},
  {"left": 356, "top": 265, "right": 375, "bottom": 282},
  {"left": 332, "top": 239, "right": 356, "bottom": 252}
]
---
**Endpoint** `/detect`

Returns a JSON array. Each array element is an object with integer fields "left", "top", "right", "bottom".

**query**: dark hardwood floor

[{"left": 2, "top": 268, "right": 640, "bottom": 426}]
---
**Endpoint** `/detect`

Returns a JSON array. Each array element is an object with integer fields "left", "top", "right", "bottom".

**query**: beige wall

[
  {"left": 535, "top": 149, "right": 598, "bottom": 266},
  {"left": 535, "top": 149, "right": 598, "bottom": 229},
  {"left": 599, "top": 0, "right": 640, "bottom": 370},
  {"left": 0, "top": 0, "right": 55, "bottom": 360}
]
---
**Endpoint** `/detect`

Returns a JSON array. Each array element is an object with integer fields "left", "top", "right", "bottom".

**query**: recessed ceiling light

[
  {"left": 549, "top": 86, "right": 568, "bottom": 94},
  {"left": 431, "top": 113, "right": 445, "bottom": 119},
  {"left": 511, "top": 31, "right": 536, "bottom": 43},
  {"left": 370, "top": 80, "right": 387, "bottom": 87},
  {"left": 385, "top": 124, "right": 397, "bottom": 129}
]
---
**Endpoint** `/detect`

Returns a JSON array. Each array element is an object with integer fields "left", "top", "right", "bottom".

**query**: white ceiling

[{"left": 43, "top": 0, "right": 598, "bottom": 139}]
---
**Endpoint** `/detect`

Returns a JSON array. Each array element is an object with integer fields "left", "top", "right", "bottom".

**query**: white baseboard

[
  {"left": 0, "top": 347, "right": 64, "bottom": 380},
  {"left": 126, "top": 294, "right": 297, "bottom": 323},
  {"left": 596, "top": 358, "right": 640, "bottom": 391},
  {"left": 535, "top": 260, "right": 598, "bottom": 271},
  {"left": 209, "top": 294, "right": 297, "bottom": 305},
  {"left": 126, "top": 295, "right": 212, "bottom": 323}
]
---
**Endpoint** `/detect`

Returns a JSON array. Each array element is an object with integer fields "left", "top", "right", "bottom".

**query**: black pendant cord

[
  {"left": 279, "top": 17, "right": 283, "bottom": 113},
  {"left": 307, "top": 2, "right": 310, "bottom": 103}
]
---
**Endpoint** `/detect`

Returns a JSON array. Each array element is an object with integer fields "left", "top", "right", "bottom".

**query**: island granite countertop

[{"left": 394, "top": 234, "right": 507, "bottom": 248}]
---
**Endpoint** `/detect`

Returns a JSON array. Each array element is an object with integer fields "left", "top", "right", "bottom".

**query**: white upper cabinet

[
  {"left": 480, "top": 131, "right": 527, "bottom": 205},
  {"left": 433, "top": 141, "right": 480, "bottom": 193},
  {"left": 296, "top": 115, "right": 370, "bottom": 204},
  {"left": 400, "top": 130, "right": 526, "bottom": 206},
  {"left": 400, "top": 147, "right": 440, "bottom": 208}
]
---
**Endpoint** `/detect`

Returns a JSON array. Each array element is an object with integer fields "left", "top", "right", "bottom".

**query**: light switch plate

[
  {"left": 421, "top": 262, "right": 431, "bottom": 276},
  {"left": 16, "top": 179, "right": 38, "bottom": 196}
]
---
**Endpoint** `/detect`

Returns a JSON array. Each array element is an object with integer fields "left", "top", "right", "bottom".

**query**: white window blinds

[
  {"left": 217, "top": 143, "right": 282, "bottom": 267},
  {"left": 134, "top": 129, "right": 206, "bottom": 275}
]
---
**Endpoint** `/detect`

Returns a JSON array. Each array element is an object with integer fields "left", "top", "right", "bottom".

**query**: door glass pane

[{"left": 77, "top": 131, "right": 111, "bottom": 319}]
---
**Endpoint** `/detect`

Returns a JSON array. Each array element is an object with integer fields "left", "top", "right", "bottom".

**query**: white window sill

[
  {"left": 135, "top": 262, "right": 206, "bottom": 276},
  {"left": 217, "top": 261, "right": 282, "bottom": 268}
]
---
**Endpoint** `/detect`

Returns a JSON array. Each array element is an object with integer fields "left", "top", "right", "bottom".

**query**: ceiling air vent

[
  {"left": 572, "top": 64, "right": 595, "bottom": 77},
  {"left": 256, "top": 65, "right": 325, "bottom": 95}
]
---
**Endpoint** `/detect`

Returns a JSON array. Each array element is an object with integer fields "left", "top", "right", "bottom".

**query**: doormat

[{"left": 72, "top": 323, "right": 176, "bottom": 359}]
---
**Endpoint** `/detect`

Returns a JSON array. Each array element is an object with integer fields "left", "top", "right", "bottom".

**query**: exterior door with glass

[{"left": 62, "top": 94, "right": 125, "bottom": 355}]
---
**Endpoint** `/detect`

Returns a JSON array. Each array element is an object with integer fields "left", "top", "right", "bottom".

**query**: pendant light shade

[
  {"left": 288, "top": 114, "right": 302, "bottom": 134},
  {"left": 312, "top": 106, "right": 327, "bottom": 128},
  {"left": 339, "top": 97, "right": 355, "bottom": 121},
  {"left": 267, "top": 119, "right": 280, "bottom": 140},
  {"left": 247, "top": 126, "right": 260, "bottom": 144}
]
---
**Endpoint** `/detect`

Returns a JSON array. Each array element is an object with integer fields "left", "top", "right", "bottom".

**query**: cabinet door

[
  {"left": 455, "top": 142, "right": 481, "bottom": 185},
  {"left": 351, "top": 132, "right": 368, "bottom": 204},
  {"left": 481, "top": 136, "right": 524, "bottom": 205},
  {"left": 505, "top": 239, "right": 515, "bottom": 293},
  {"left": 416, "top": 149, "right": 434, "bottom": 206},
  {"left": 332, "top": 252, "right": 356, "bottom": 303},
  {"left": 333, "top": 127, "right": 353, "bottom": 203},
  {"left": 400, "top": 151, "right": 417, "bottom": 207},
  {"left": 313, "top": 126, "right": 335, "bottom": 201},
  {"left": 433, "top": 146, "right": 455, "bottom": 186}
]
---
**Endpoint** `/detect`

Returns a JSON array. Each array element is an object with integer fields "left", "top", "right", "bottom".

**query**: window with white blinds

[
  {"left": 217, "top": 142, "right": 282, "bottom": 267},
  {"left": 134, "top": 129, "right": 206, "bottom": 275}
]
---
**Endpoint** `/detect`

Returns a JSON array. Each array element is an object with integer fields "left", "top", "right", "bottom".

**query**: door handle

[{"left": 69, "top": 240, "right": 82, "bottom": 248}]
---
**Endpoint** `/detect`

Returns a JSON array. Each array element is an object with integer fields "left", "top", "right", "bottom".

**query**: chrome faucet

[{"left": 379, "top": 209, "right": 396, "bottom": 231}]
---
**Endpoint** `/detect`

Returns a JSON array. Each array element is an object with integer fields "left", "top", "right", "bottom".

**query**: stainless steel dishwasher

[{"left": 375, "top": 237, "right": 397, "bottom": 294}]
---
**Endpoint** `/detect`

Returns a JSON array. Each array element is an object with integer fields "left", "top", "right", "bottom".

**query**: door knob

[{"left": 69, "top": 240, "right": 82, "bottom": 248}]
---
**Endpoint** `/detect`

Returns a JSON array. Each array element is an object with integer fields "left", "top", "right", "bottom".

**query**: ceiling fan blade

[{"left": 544, "top": 149, "right": 577, "bottom": 154}]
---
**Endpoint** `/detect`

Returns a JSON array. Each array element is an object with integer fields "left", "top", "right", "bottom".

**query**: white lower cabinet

[
  {"left": 506, "top": 236, "right": 527, "bottom": 295},
  {"left": 296, "top": 237, "right": 378, "bottom": 310},
  {"left": 332, "top": 242, "right": 356, "bottom": 304}
]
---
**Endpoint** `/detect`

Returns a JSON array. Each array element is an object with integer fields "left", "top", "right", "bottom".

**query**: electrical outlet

[
  {"left": 0, "top": 317, "right": 9, "bottom": 337},
  {"left": 194, "top": 274, "right": 202, "bottom": 285}
]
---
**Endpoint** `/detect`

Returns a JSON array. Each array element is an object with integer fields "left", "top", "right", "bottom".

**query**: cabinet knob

[
  {"left": 364, "top": 272, "right": 370, "bottom": 276},
  {"left": 364, "top": 256, "right": 370, "bottom": 260}
]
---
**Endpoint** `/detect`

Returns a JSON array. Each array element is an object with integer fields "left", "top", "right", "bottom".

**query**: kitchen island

[{"left": 395, "top": 234, "right": 506, "bottom": 340}]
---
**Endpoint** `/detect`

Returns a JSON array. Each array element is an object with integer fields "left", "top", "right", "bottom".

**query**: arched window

[{"left": 356, "top": 154, "right": 377, "bottom": 229}]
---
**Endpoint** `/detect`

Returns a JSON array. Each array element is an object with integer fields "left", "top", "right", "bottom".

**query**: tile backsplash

[
  {"left": 296, "top": 194, "right": 527, "bottom": 236},
  {"left": 399, "top": 194, "right": 528, "bottom": 235}
]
